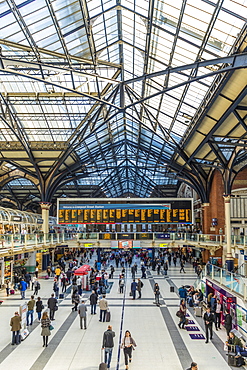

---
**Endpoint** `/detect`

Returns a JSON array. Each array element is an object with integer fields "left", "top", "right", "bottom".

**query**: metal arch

[
  {"left": 184, "top": 85, "right": 247, "bottom": 166},
  {"left": 124, "top": 53, "right": 247, "bottom": 86},
  {"left": 0, "top": 93, "right": 43, "bottom": 184},
  {"left": 47, "top": 90, "right": 120, "bottom": 180}
]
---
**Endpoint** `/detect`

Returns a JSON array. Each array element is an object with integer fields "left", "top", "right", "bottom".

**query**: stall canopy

[{"left": 74, "top": 265, "right": 91, "bottom": 276}]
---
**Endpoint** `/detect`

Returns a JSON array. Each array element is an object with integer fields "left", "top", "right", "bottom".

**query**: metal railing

[{"left": 203, "top": 263, "right": 247, "bottom": 301}]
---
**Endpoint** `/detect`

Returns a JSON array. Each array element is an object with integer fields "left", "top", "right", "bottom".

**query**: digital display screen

[
  {"left": 58, "top": 199, "right": 193, "bottom": 224},
  {"left": 119, "top": 240, "right": 133, "bottom": 249}
]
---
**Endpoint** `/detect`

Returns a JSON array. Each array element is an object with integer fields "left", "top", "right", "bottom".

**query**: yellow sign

[
  {"left": 84, "top": 243, "right": 93, "bottom": 248},
  {"left": 160, "top": 243, "right": 168, "bottom": 248}
]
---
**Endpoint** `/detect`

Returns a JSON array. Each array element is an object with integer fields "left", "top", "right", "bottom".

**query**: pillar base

[{"left": 225, "top": 259, "right": 234, "bottom": 272}]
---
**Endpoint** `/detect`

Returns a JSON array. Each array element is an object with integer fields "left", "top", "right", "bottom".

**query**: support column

[
  {"left": 224, "top": 195, "right": 233, "bottom": 271},
  {"left": 25, "top": 251, "right": 36, "bottom": 273},
  {"left": 39, "top": 202, "right": 51, "bottom": 235}
]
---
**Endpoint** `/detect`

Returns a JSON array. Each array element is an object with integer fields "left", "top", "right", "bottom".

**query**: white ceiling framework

[{"left": 0, "top": 0, "right": 246, "bottom": 208}]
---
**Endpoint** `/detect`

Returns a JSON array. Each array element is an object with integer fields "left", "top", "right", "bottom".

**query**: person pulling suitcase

[{"left": 102, "top": 325, "right": 115, "bottom": 369}]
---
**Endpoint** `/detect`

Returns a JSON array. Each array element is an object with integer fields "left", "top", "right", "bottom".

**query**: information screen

[{"left": 57, "top": 198, "right": 193, "bottom": 224}]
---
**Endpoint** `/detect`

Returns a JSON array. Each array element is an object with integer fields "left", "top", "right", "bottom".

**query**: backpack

[
  {"left": 36, "top": 282, "right": 41, "bottom": 290},
  {"left": 141, "top": 281, "right": 144, "bottom": 288}
]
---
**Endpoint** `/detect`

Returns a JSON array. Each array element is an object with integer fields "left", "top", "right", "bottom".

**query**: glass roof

[{"left": 0, "top": 0, "right": 246, "bottom": 198}]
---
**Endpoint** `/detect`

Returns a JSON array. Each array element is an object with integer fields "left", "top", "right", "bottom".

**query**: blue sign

[
  {"left": 186, "top": 326, "right": 200, "bottom": 332},
  {"left": 240, "top": 250, "right": 244, "bottom": 255},
  {"left": 244, "top": 255, "right": 247, "bottom": 261},
  {"left": 189, "top": 334, "right": 205, "bottom": 340},
  {"left": 60, "top": 203, "right": 171, "bottom": 210}
]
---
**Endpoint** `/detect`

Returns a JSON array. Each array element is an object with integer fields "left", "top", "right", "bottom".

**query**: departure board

[{"left": 57, "top": 198, "right": 193, "bottom": 224}]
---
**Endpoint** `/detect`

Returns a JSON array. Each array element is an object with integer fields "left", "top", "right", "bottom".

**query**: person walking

[
  {"left": 47, "top": 293, "right": 58, "bottom": 321},
  {"left": 99, "top": 295, "right": 108, "bottom": 322},
  {"left": 119, "top": 276, "right": 125, "bottom": 293},
  {"left": 10, "top": 311, "right": 21, "bottom": 345},
  {"left": 203, "top": 307, "right": 214, "bottom": 343},
  {"left": 121, "top": 330, "right": 137, "bottom": 370},
  {"left": 215, "top": 299, "right": 222, "bottom": 330},
  {"left": 154, "top": 283, "right": 160, "bottom": 306},
  {"left": 36, "top": 297, "right": 44, "bottom": 321},
  {"left": 53, "top": 280, "right": 59, "bottom": 299},
  {"left": 178, "top": 286, "right": 187, "bottom": 301},
  {"left": 33, "top": 280, "right": 41, "bottom": 295},
  {"left": 137, "top": 278, "right": 143, "bottom": 299},
  {"left": 40, "top": 311, "right": 51, "bottom": 347},
  {"left": 163, "top": 261, "right": 168, "bottom": 277},
  {"left": 131, "top": 265, "right": 136, "bottom": 280},
  {"left": 61, "top": 275, "right": 67, "bottom": 293},
  {"left": 26, "top": 295, "right": 35, "bottom": 326},
  {"left": 102, "top": 325, "right": 115, "bottom": 369},
  {"left": 55, "top": 266, "right": 61, "bottom": 280},
  {"left": 72, "top": 290, "right": 80, "bottom": 311},
  {"left": 186, "top": 362, "right": 198, "bottom": 370},
  {"left": 180, "top": 260, "right": 186, "bottom": 273},
  {"left": 78, "top": 300, "right": 87, "bottom": 329},
  {"left": 19, "top": 278, "right": 28, "bottom": 299},
  {"left": 178, "top": 299, "right": 187, "bottom": 329},
  {"left": 141, "top": 265, "right": 146, "bottom": 279},
  {"left": 90, "top": 290, "right": 98, "bottom": 315},
  {"left": 224, "top": 309, "right": 232, "bottom": 337},
  {"left": 130, "top": 279, "right": 137, "bottom": 300}
]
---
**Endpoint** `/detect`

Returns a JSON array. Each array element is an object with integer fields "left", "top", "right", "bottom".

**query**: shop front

[{"left": 206, "top": 279, "right": 237, "bottom": 329}]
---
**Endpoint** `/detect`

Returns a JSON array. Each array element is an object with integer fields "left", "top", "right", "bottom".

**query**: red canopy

[{"left": 74, "top": 265, "right": 91, "bottom": 276}]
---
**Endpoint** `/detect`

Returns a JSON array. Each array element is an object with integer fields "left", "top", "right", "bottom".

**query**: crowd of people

[{"left": 7, "top": 246, "right": 239, "bottom": 370}]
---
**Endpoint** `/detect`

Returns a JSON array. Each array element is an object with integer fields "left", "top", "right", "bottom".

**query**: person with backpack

[{"left": 137, "top": 278, "right": 143, "bottom": 299}]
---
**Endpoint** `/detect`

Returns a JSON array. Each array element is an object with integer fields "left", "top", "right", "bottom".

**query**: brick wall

[
  {"left": 232, "top": 167, "right": 247, "bottom": 190},
  {"left": 203, "top": 170, "right": 225, "bottom": 234}
]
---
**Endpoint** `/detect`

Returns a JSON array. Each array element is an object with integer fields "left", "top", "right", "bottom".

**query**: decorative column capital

[
  {"left": 39, "top": 202, "right": 52, "bottom": 210},
  {"left": 223, "top": 194, "right": 231, "bottom": 203},
  {"left": 202, "top": 203, "right": 210, "bottom": 208}
]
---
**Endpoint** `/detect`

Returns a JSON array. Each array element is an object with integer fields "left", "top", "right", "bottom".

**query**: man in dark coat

[
  {"left": 90, "top": 290, "right": 98, "bottom": 315},
  {"left": 224, "top": 309, "right": 233, "bottom": 337},
  {"left": 203, "top": 307, "right": 214, "bottom": 343},
  {"left": 47, "top": 293, "right": 58, "bottom": 320}
]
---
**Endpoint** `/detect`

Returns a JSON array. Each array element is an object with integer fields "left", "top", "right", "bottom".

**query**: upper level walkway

[{"left": 0, "top": 232, "right": 245, "bottom": 258}]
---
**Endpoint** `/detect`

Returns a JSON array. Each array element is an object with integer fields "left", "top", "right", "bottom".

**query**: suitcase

[
  {"left": 170, "top": 286, "right": 174, "bottom": 293},
  {"left": 59, "top": 293, "right": 64, "bottom": 299},
  {"left": 99, "top": 349, "right": 107, "bottom": 370},
  {"left": 105, "top": 310, "right": 111, "bottom": 322},
  {"left": 195, "top": 306, "right": 202, "bottom": 317},
  {"left": 228, "top": 353, "right": 238, "bottom": 367},
  {"left": 10, "top": 289, "right": 15, "bottom": 295}
]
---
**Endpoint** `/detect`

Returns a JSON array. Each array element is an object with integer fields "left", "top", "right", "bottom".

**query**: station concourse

[{"left": 0, "top": 0, "right": 247, "bottom": 369}]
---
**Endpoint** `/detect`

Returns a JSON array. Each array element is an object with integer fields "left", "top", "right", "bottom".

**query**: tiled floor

[{"left": 0, "top": 255, "right": 236, "bottom": 369}]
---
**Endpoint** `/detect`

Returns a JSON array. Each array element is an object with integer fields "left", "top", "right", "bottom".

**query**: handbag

[
  {"left": 176, "top": 310, "right": 182, "bottom": 318},
  {"left": 129, "top": 291, "right": 132, "bottom": 297},
  {"left": 54, "top": 305, "right": 58, "bottom": 311},
  {"left": 49, "top": 325, "right": 54, "bottom": 330},
  {"left": 41, "top": 304, "right": 44, "bottom": 310}
]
